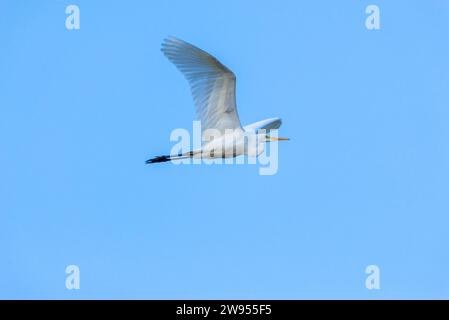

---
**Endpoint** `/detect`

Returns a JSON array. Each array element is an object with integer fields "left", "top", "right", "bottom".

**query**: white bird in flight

[{"left": 146, "top": 37, "right": 289, "bottom": 164}]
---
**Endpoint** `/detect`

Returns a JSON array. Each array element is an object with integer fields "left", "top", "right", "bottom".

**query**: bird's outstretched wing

[
  {"left": 243, "top": 117, "right": 282, "bottom": 133},
  {"left": 161, "top": 37, "right": 242, "bottom": 134}
]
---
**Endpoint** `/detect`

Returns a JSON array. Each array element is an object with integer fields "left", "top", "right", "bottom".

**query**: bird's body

[
  {"left": 146, "top": 37, "right": 288, "bottom": 164},
  {"left": 193, "top": 128, "right": 264, "bottom": 159}
]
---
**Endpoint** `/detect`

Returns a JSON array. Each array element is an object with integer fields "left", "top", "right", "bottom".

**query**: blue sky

[{"left": 1, "top": 0, "right": 449, "bottom": 299}]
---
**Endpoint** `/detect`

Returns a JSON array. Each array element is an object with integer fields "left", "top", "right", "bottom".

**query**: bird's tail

[{"left": 145, "top": 152, "right": 196, "bottom": 164}]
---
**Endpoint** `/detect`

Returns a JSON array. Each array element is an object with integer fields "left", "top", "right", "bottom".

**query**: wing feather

[{"left": 161, "top": 37, "right": 241, "bottom": 134}]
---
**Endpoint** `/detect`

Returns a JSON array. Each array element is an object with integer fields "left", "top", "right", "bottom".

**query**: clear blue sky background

[{"left": 1, "top": 0, "right": 449, "bottom": 299}]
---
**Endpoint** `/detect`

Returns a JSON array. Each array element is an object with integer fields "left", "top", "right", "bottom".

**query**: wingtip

[
  {"left": 162, "top": 36, "right": 180, "bottom": 46},
  {"left": 161, "top": 36, "right": 180, "bottom": 54}
]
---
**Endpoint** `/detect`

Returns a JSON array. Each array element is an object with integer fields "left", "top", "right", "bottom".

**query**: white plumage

[{"left": 147, "top": 37, "right": 288, "bottom": 164}]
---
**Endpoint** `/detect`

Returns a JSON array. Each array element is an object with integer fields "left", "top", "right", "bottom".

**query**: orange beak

[{"left": 270, "top": 137, "right": 290, "bottom": 141}]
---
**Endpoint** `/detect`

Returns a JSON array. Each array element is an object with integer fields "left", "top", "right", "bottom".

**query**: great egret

[{"left": 146, "top": 37, "right": 289, "bottom": 164}]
